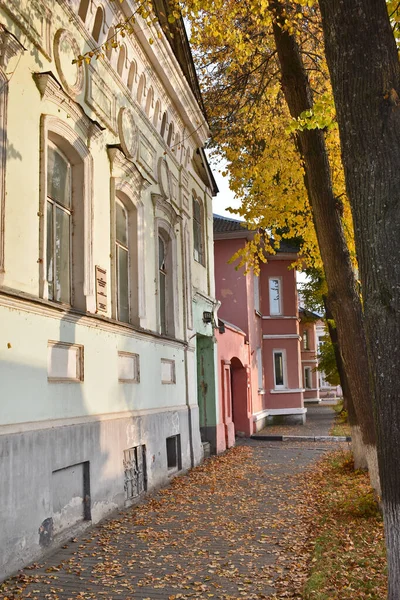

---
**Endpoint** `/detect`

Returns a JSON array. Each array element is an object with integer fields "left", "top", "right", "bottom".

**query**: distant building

[{"left": 213, "top": 215, "right": 307, "bottom": 449}]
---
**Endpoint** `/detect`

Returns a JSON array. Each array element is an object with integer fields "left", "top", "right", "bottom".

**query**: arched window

[
  {"left": 137, "top": 73, "right": 145, "bottom": 105},
  {"left": 145, "top": 86, "right": 153, "bottom": 117},
  {"left": 113, "top": 191, "right": 140, "bottom": 324},
  {"left": 153, "top": 100, "right": 160, "bottom": 128},
  {"left": 192, "top": 196, "right": 204, "bottom": 265},
  {"left": 115, "top": 198, "right": 130, "bottom": 322},
  {"left": 44, "top": 129, "right": 91, "bottom": 310},
  {"left": 127, "top": 61, "right": 136, "bottom": 91},
  {"left": 106, "top": 27, "right": 115, "bottom": 61},
  {"left": 157, "top": 226, "right": 175, "bottom": 336},
  {"left": 92, "top": 6, "right": 103, "bottom": 43},
  {"left": 160, "top": 112, "right": 168, "bottom": 139},
  {"left": 78, "top": 0, "right": 90, "bottom": 23},
  {"left": 117, "top": 45, "right": 126, "bottom": 78},
  {"left": 167, "top": 121, "right": 174, "bottom": 147},
  {"left": 158, "top": 235, "right": 167, "bottom": 334},
  {"left": 46, "top": 144, "right": 72, "bottom": 304}
]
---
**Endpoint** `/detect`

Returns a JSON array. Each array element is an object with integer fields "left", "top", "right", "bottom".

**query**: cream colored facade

[{"left": 0, "top": 0, "right": 218, "bottom": 580}]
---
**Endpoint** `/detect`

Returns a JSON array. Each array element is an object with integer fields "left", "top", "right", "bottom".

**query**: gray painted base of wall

[
  {"left": 200, "top": 425, "right": 217, "bottom": 455},
  {"left": 0, "top": 405, "right": 202, "bottom": 582}
]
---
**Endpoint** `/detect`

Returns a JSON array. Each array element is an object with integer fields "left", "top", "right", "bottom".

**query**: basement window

[{"left": 166, "top": 434, "right": 181, "bottom": 472}]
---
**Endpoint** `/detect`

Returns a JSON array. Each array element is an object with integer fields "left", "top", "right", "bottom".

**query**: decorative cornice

[
  {"left": 152, "top": 192, "right": 182, "bottom": 226},
  {"left": 33, "top": 72, "right": 104, "bottom": 141},
  {"left": 0, "top": 24, "right": 25, "bottom": 69}
]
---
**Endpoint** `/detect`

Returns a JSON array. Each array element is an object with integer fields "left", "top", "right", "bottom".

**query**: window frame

[
  {"left": 269, "top": 277, "right": 283, "bottom": 316},
  {"left": 273, "top": 349, "right": 287, "bottom": 390},
  {"left": 156, "top": 220, "right": 177, "bottom": 337},
  {"left": 46, "top": 142, "right": 73, "bottom": 305},
  {"left": 40, "top": 117, "right": 94, "bottom": 312},
  {"left": 115, "top": 198, "right": 131, "bottom": 323}
]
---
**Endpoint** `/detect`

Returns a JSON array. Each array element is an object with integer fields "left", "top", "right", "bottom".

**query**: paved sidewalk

[
  {"left": 0, "top": 441, "right": 344, "bottom": 600},
  {"left": 254, "top": 403, "right": 338, "bottom": 439}
]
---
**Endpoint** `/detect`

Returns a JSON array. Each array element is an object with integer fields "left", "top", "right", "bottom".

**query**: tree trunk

[
  {"left": 318, "top": 0, "right": 400, "bottom": 595},
  {"left": 269, "top": 1, "right": 379, "bottom": 491},
  {"left": 323, "top": 295, "right": 368, "bottom": 469}
]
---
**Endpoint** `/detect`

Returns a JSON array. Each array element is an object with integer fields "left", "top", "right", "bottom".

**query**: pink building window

[
  {"left": 303, "top": 329, "right": 309, "bottom": 350},
  {"left": 269, "top": 277, "right": 282, "bottom": 315},
  {"left": 273, "top": 349, "right": 287, "bottom": 389},
  {"left": 304, "top": 366, "right": 312, "bottom": 389}
]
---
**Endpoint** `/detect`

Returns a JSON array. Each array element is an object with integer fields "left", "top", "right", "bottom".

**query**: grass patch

[
  {"left": 302, "top": 450, "right": 386, "bottom": 599},
  {"left": 330, "top": 400, "right": 351, "bottom": 437}
]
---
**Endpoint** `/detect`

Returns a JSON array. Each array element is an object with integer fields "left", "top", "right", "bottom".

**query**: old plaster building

[{"left": 0, "top": 0, "right": 219, "bottom": 580}]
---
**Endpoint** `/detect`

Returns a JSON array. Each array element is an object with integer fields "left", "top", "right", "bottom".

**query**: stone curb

[{"left": 251, "top": 435, "right": 351, "bottom": 442}]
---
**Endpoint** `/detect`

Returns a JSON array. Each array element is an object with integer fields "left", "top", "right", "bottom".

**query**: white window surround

[
  {"left": 273, "top": 349, "right": 287, "bottom": 390},
  {"left": 46, "top": 143, "right": 73, "bottom": 304},
  {"left": 108, "top": 148, "right": 146, "bottom": 326},
  {"left": 115, "top": 198, "right": 130, "bottom": 322},
  {"left": 269, "top": 277, "right": 282, "bottom": 315},
  {"left": 39, "top": 115, "right": 94, "bottom": 312},
  {"left": 156, "top": 218, "right": 178, "bottom": 337}
]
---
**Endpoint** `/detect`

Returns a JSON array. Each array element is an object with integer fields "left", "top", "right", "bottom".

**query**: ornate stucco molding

[{"left": 33, "top": 72, "right": 104, "bottom": 143}]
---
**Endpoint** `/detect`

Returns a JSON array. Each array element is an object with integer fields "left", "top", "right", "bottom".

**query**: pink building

[{"left": 214, "top": 215, "right": 307, "bottom": 447}]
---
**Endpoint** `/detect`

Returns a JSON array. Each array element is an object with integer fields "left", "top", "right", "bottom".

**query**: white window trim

[
  {"left": 269, "top": 276, "right": 282, "bottom": 316},
  {"left": 39, "top": 115, "right": 94, "bottom": 311},
  {"left": 108, "top": 149, "right": 146, "bottom": 326},
  {"left": 46, "top": 142, "right": 73, "bottom": 304},
  {"left": 156, "top": 218, "right": 178, "bottom": 337},
  {"left": 273, "top": 348, "right": 287, "bottom": 390},
  {"left": 115, "top": 198, "right": 130, "bottom": 322}
]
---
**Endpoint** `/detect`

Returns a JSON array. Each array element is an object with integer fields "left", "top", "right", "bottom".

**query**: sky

[{"left": 208, "top": 157, "right": 244, "bottom": 220}]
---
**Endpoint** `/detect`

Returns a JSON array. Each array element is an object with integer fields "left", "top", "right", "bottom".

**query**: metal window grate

[{"left": 123, "top": 445, "right": 147, "bottom": 501}]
